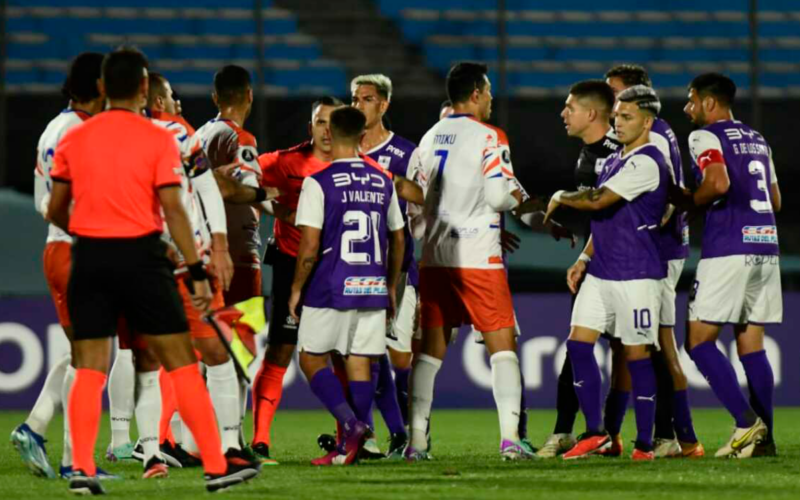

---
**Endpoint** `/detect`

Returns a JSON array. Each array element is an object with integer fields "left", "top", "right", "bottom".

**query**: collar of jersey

[
  {"left": 447, "top": 113, "right": 473, "bottom": 119},
  {"left": 63, "top": 108, "right": 93, "bottom": 118},
  {"left": 620, "top": 142, "right": 653, "bottom": 159},
  {"left": 332, "top": 157, "right": 363, "bottom": 164}
]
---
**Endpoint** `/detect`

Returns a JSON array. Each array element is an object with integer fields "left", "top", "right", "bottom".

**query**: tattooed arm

[
  {"left": 288, "top": 225, "right": 321, "bottom": 321},
  {"left": 543, "top": 186, "right": 623, "bottom": 224}
]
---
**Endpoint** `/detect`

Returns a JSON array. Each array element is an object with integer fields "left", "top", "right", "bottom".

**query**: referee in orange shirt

[{"left": 47, "top": 48, "right": 260, "bottom": 495}]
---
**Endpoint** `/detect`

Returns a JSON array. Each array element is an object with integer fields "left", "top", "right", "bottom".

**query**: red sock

[
  {"left": 159, "top": 367, "right": 177, "bottom": 446},
  {"left": 252, "top": 360, "right": 287, "bottom": 446},
  {"left": 168, "top": 363, "right": 226, "bottom": 474},
  {"left": 332, "top": 359, "right": 350, "bottom": 445},
  {"left": 69, "top": 369, "right": 107, "bottom": 477}
]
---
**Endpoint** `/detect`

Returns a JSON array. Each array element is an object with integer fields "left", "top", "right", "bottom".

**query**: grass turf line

[{"left": 1, "top": 409, "right": 799, "bottom": 499}]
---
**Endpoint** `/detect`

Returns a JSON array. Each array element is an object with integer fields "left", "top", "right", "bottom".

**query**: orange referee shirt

[{"left": 51, "top": 109, "right": 183, "bottom": 238}]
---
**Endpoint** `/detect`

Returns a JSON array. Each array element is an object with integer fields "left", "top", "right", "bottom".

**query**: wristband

[
  {"left": 552, "top": 190, "right": 566, "bottom": 203},
  {"left": 187, "top": 261, "right": 208, "bottom": 281},
  {"left": 254, "top": 187, "right": 268, "bottom": 203},
  {"left": 578, "top": 253, "right": 592, "bottom": 264}
]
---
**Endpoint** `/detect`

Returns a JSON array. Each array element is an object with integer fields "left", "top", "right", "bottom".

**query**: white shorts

[
  {"left": 688, "top": 255, "right": 783, "bottom": 325},
  {"left": 386, "top": 285, "right": 417, "bottom": 353},
  {"left": 571, "top": 274, "right": 661, "bottom": 347},
  {"left": 659, "top": 259, "right": 685, "bottom": 327},
  {"left": 298, "top": 306, "right": 387, "bottom": 357}
]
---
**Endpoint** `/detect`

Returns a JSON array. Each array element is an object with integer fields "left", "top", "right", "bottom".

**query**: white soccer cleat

[
  {"left": 653, "top": 438, "right": 682, "bottom": 458},
  {"left": 715, "top": 418, "right": 767, "bottom": 458},
  {"left": 536, "top": 433, "right": 576, "bottom": 458}
]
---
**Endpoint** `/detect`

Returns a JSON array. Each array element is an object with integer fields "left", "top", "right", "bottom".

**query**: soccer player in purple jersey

[
  {"left": 543, "top": 86, "right": 670, "bottom": 461},
  {"left": 604, "top": 65, "right": 703, "bottom": 459},
  {"left": 675, "top": 73, "right": 782, "bottom": 458},
  {"left": 289, "top": 106, "right": 405, "bottom": 466},
  {"left": 351, "top": 74, "right": 418, "bottom": 458}
]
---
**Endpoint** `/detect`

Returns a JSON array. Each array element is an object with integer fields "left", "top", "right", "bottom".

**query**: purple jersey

[
  {"left": 689, "top": 120, "right": 779, "bottom": 259},
  {"left": 651, "top": 118, "right": 689, "bottom": 261},
  {"left": 365, "top": 133, "right": 419, "bottom": 288},
  {"left": 588, "top": 144, "right": 670, "bottom": 281},
  {"left": 297, "top": 159, "right": 403, "bottom": 310}
]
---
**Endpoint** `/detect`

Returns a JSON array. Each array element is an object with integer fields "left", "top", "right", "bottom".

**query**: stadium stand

[
  {"left": 377, "top": 0, "right": 800, "bottom": 97},
  {"left": 4, "top": 0, "right": 348, "bottom": 96}
]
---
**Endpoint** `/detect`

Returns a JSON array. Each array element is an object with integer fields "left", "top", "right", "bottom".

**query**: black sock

[
  {"left": 553, "top": 354, "right": 580, "bottom": 434},
  {"left": 652, "top": 351, "right": 676, "bottom": 440}
]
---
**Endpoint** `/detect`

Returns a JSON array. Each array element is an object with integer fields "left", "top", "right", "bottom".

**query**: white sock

[
  {"left": 409, "top": 354, "right": 442, "bottom": 451},
  {"left": 61, "top": 364, "right": 76, "bottom": 467},
  {"left": 25, "top": 353, "right": 70, "bottom": 435},
  {"left": 490, "top": 351, "right": 522, "bottom": 443},
  {"left": 108, "top": 348, "right": 135, "bottom": 448},
  {"left": 134, "top": 371, "right": 163, "bottom": 465},
  {"left": 170, "top": 414, "right": 183, "bottom": 445},
  {"left": 238, "top": 375, "right": 249, "bottom": 448},
  {"left": 206, "top": 359, "right": 241, "bottom": 451}
]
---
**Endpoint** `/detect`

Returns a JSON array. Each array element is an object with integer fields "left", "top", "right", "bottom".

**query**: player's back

[
  {"left": 417, "top": 115, "right": 507, "bottom": 270},
  {"left": 302, "top": 158, "right": 397, "bottom": 310},
  {"left": 36, "top": 109, "right": 91, "bottom": 243},
  {"left": 689, "top": 120, "right": 778, "bottom": 259}
]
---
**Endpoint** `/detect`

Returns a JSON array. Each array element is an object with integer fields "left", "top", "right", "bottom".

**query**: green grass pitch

[{"left": 2, "top": 409, "right": 799, "bottom": 499}]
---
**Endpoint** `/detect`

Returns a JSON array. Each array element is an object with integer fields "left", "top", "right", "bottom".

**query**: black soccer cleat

[
  {"left": 386, "top": 432, "right": 409, "bottom": 460},
  {"left": 317, "top": 433, "right": 338, "bottom": 453},
  {"left": 160, "top": 441, "right": 202, "bottom": 468},
  {"left": 205, "top": 453, "right": 261, "bottom": 493},
  {"left": 69, "top": 470, "right": 106, "bottom": 496}
]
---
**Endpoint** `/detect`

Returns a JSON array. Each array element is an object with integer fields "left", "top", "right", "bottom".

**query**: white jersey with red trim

[
  {"left": 151, "top": 116, "right": 211, "bottom": 265},
  {"left": 34, "top": 109, "right": 91, "bottom": 244},
  {"left": 415, "top": 114, "right": 516, "bottom": 269}
]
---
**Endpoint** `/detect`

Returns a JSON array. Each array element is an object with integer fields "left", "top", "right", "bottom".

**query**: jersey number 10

[{"left": 341, "top": 210, "right": 383, "bottom": 265}]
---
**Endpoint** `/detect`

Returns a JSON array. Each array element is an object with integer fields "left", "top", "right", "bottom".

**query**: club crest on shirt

[
  {"left": 343, "top": 276, "right": 387, "bottom": 296},
  {"left": 742, "top": 225, "right": 778, "bottom": 244}
]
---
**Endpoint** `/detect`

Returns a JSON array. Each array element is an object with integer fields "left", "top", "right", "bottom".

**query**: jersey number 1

[{"left": 341, "top": 210, "right": 382, "bottom": 265}]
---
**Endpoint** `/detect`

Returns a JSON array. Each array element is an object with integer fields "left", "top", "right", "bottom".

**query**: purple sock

[
  {"left": 628, "top": 359, "right": 657, "bottom": 449},
  {"left": 603, "top": 389, "right": 629, "bottom": 436},
  {"left": 348, "top": 381, "right": 374, "bottom": 426},
  {"left": 567, "top": 340, "right": 603, "bottom": 434},
  {"left": 374, "top": 355, "right": 406, "bottom": 435},
  {"left": 394, "top": 366, "right": 411, "bottom": 426},
  {"left": 740, "top": 350, "right": 774, "bottom": 441},
  {"left": 363, "top": 362, "right": 380, "bottom": 429},
  {"left": 691, "top": 341, "right": 757, "bottom": 428},
  {"left": 310, "top": 368, "right": 358, "bottom": 430},
  {"left": 673, "top": 390, "right": 698, "bottom": 443}
]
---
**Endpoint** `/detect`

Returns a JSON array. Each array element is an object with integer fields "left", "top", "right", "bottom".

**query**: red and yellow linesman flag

[{"left": 204, "top": 297, "right": 268, "bottom": 383}]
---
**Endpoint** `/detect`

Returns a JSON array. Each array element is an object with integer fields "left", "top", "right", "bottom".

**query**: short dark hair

[
  {"left": 329, "top": 106, "right": 366, "bottom": 143},
  {"left": 213, "top": 65, "right": 251, "bottom": 106},
  {"left": 446, "top": 62, "right": 489, "bottom": 105},
  {"left": 605, "top": 64, "right": 652, "bottom": 88},
  {"left": 62, "top": 52, "right": 104, "bottom": 103},
  {"left": 311, "top": 95, "right": 343, "bottom": 116},
  {"left": 102, "top": 47, "right": 149, "bottom": 100},
  {"left": 690, "top": 72, "right": 737, "bottom": 106},
  {"left": 147, "top": 72, "right": 169, "bottom": 108},
  {"left": 568, "top": 80, "right": 615, "bottom": 116}
]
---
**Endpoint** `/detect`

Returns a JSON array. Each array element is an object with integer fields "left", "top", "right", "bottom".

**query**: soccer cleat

[
  {"left": 360, "top": 436, "right": 384, "bottom": 460},
  {"left": 403, "top": 445, "right": 433, "bottom": 462},
  {"left": 68, "top": 470, "right": 105, "bottom": 496},
  {"left": 653, "top": 438, "right": 682, "bottom": 458},
  {"left": 340, "top": 421, "right": 368, "bottom": 466},
  {"left": 714, "top": 418, "right": 768, "bottom": 458},
  {"left": 10, "top": 423, "right": 56, "bottom": 478},
  {"left": 562, "top": 432, "right": 610, "bottom": 460},
  {"left": 500, "top": 439, "right": 538, "bottom": 461},
  {"left": 311, "top": 450, "right": 340, "bottom": 466},
  {"left": 224, "top": 447, "right": 263, "bottom": 469},
  {"left": 130, "top": 439, "right": 144, "bottom": 462},
  {"left": 160, "top": 441, "right": 202, "bottom": 468},
  {"left": 679, "top": 441, "right": 705, "bottom": 459},
  {"left": 317, "top": 433, "right": 338, "bottom": 453},
  {"left": 632, "top": 448, "right": 655, "bottom": 461},
  {"left": 536, "top": 433, "right": 576, "bottom": 458},
  {"left": 736, "top": 439, "right": 777, "bottom": 459},
  {"left": 251, "top": 442, "right": 279, "bottom": 466},
  {"left": 386, "top": 433, "right": 409, "bottom": 460},
  {"left": 142, "top": 456, "right": 168, "bottom": 479},
  {"left": 60, "top": 465, "right": 120, "bottom": 481},
  {"left": 105, "top": 442, "right": 135, "bottom": 462},
  {"left": 596, "top": 434, "right": 624, "bottom": 457},
  {"left": 204, "top": 459, "right": 261, "bottom": 493}
]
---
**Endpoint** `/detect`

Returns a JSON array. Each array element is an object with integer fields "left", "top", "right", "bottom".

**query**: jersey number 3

[
  {"left": 341, "top": 210, "right": 382, "bottom": 265},
  {"left": 748, "top": 160, "right": 773, "bottom": 214}
]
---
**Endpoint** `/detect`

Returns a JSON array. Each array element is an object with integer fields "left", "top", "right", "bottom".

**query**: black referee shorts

[
  {"left": 68, "top": 233, "right": 189, "bottom": 340},
  {"left": 266, "top": 247, "right": 299, "bottom": 346}
]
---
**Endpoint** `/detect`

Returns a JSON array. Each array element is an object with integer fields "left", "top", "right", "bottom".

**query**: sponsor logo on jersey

[
  {"left": 378, "top": 155, "right": 392, "bottom": 169},
  {"left": 386, "top": 145, "right": 406, "bottom": 158},
  {"left": 742, "top": 225, "right": 778, "bottom": 244},
  {"left": 448, "top": 227, "right": 479, "bottom": 239},
  {"left": 745, "top": 255, "right": 779, "bottom": 266},
  {"left": 343, "top": 276, "right": 387, "bottom": 296}
]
